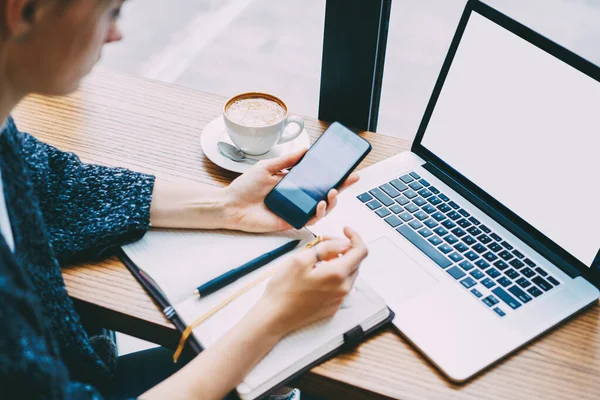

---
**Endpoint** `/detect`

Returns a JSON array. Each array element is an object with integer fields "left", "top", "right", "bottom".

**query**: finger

[
  {"left": 315, "top": 201, "right": 327, "bottom": 220},
  {"left": 293, "top": 239, "right": 351, "bottom": 266},
  {"left": 262, "top": 148, "right": 308, "bottom": 173},
  {"left": 337, "top": 173, "right": 360, "bottom": 192},
  {"left": 316, "top": 228, "right": 368, "bottom": 277},
  {"left": 326, "top": 189, "right": 338, "bottom": 212}
]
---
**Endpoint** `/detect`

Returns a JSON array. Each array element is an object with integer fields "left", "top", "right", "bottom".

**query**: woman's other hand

[{"left": 223, "top": 149, "right": 359, "bottom": 233}]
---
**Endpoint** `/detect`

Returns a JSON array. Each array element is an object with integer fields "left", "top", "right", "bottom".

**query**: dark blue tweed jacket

[{"left": 0, "top": 117, "right": 155, "bottom": 399}]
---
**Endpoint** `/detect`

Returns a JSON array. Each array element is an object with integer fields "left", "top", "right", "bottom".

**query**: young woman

[{"left": 0, "top": 1, "right": 368, "bottom": 399}]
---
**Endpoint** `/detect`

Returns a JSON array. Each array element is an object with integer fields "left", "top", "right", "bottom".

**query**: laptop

[{"left": 311, "top": 0, "right": 600, "bottom": 382}]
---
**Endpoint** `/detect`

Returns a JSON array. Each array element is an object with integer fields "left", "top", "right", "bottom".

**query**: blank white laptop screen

[{"left": 421, "top": 12, "right": 600, "bottom": 267}]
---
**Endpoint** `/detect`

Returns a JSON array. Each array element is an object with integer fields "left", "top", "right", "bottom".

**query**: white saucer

[{"left": 201, "top": 116, "right": 311, "bottom": 174}]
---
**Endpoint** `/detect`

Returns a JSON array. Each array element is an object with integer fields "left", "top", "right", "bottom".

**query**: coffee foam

[{"left": 226, "top": 97, "right": 286, "bottom": 127}]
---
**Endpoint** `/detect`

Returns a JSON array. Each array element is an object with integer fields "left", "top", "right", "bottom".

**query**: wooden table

[{"left": 13, "top": 68, "right": 600, "bottom": 400}]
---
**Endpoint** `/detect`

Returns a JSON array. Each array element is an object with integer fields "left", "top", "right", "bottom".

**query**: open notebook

[{"left": 121, "top": 228, "right": 392, "bottom": 400}]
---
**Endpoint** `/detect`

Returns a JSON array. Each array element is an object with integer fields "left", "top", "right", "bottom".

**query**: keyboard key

[
  {"left": 366, "top": 200, "right": 382, "bottom": 210},
  {"left": 521, "top": 267, "right": 535, "bottom": 278},
  {"left": 448, "top": 201, "right": 460, "bottom": 210},
  {"left": 432, "top": 212, "right": 446, "bottom": 222},
  {"left": 439, "top": 243, "right": 453, "bottom": 254},
  {"left": 395, "top": 196, "right": 410, "bottom": 206},
  {"left": 418, "top": 227, "right": 433, "bottom": 238},
  {"left": 447, "top": 211, "right": 461, "bottom": 221},
  {"left": 512, "top": 250, "right": 525, "bottom": 259},
  {"left": 532, "top": 276, "right": 553, "bottom": 291},
  {"left": 376, "top": 208, "right": 391, "bottom": 218},
  {"left": 428, "top": 196, "right": 442, "bottom": 206},
  {"left": 438, "top": 193, "right": 450, "bottom": 202},
  {"left": 404, "top": 189, "right": 418, "bottom": 199},
  {"left": 380, "top": 183, "right": 400, "bottom": 198},
  {"left": 422, "top": 204, "right": 437, "bottom": 214},
  {"left": 535, "top": 267, "right": 548, "bottom": 277},
  {"left": 498, "top": 250, "right": 514, "bottom": 261},
  {"left": 390, "top": 204, "right": 403, "bottom": 214},
  {"left": 399, "top": 212, "right": 413, "bottom": 222},
  {"left": 490, "top": 233, "right": 502, "bottom": 242},
  {"left": 509, "top": 259, "right": 525, "bottom": 269},
  {"left": 433, "top": 227, "right": 448, "bottom": 236},
  {"left": 385, "top": 215, "right": 403, "bottom": 228},
  {"left": 390, "top": 179, "right": 409, "bottom": 192},
  {"left": 488, "top": 242, "right": 503, "bottom": 252},
  {"left": 492, "top": 287, "right": 522, "bottom": 309},
  {"left": 444, "top": 235, "right": 459, "bottom": 245},
  {"left": 483, "top": 252, "right": 498, "bottom": 262},
  {"left": 471, "top": 288, "right": 483, "bottom": 298},
  {"left": 505, "top": 269, "right": 519, "bottom": 279},
  {"left": 475, "top": 259, "right": 491, "bottom": 270},
  {"left": 528, "top": 286, "right": 543, "bottom": 298},
  {"left": 483, "top": 295, "right": 499, "bottom": 307},
  {"left": 357, "top": 193, "right": 373, "bottom": 203},
  {"left": 468, "top": 216, "right": 481, "bottom": 225},
  {"left": 429, "top": 186, "right": 440, "bottom": 194},
  {"left": 369, "top": 188, "right": 394, "bottom": 206},
  {"left": 470, "top": 269, "right": 485, "bottom": 279},
  {"left": 493, "top": 260, "right": 509, "bottom": 271},
  {"left": 493, "top": 307, "right": 506, "bottom": 317},
  {"left": 409, "top": 220, "right": 423, "bottom": 230},
  {"left": 400, "top": 174, "right": 414, "bottom": 183},
  {"left": 447, "top": 266, "right": 466, "bottom": 280},
  {"left": 449, "top": 252, "right": 464, "bottom": 263},
  {"left": 409, "top": 181, "right": 423, "bottom": 191},
  {"left": 419, "top": 179, "right": 430, "bottom": 187},
  {"left": 409, "top": 171, "right": 421, "bottom": 179},
  {"left": 462, "top": 236, "right": 476, "bottom": 246},
  {"left": 437, "top": 203, "right": 451, "bottom": 213},
  {"left": 428, "top": 236, "right": 443, "bottom": 246},
  {"left": 481, "top": 278, "right": 496, "bottom": 289},
  {"left": 412, "top": 197, "right": 428, "bottom": 207},
  {"left": 441, "top": 220, "right": 457, "bottom": 229},
  {"left": 480, "top": 225, "right": 491, "bottom": 234},
  {"left": 454, "top": 242, "right": 469, "bottom": 253},
  {"left": 516, "top": 277, "right": 531, "bottom": 288},
  {"left": 424, "top": 219, "right": 438, "bottom": 228},
  {"left": 451, "top": 227, "right": 466, "bottom": 238},
  {"left": 417, "top": 188, "right": 433, "bottom": 199},
  {"left": 501, "top": 241, "right": 514, "bottom": 250},
  {"left": 509, "top": 285, "right": 532, "bottom": 303},
  {"left": 472, "top": 243, "right": 487, "bottom": 254},
  {"left": 457, "top": 218, "right": 471, "bottom": 228},
  {"left": 458, "top": 209, "right": 470, "bottom": 218},
  {"left": 405, "top": 203, "right": 419, "bottom": 213},
  {"left": 460, "top": 277, "right": 477, "bottom": 289},
  {"left": 486, "top": 268, "right": 501, "bottom": 279},
  {"left": 547, "top": 276, "right": 560, "bottom": 286},
  {"left": 464, "top": 250, "right": 479, "bottom": 261},
  {"left": 478, "top": 234, "right": 492, "bottom": 244},
  {"left": 414, "top": 211, "right": 429, "bottom": 221},
  {"left": 459, "top": 260, "right": 474, "bottom": 271},
  {"left": 396, "top": 225, "right": 452, "bottom": 268},
  {"left": 467, "top": 226, "right": 482, "bottom": 236},
  {"left": 524, "top": 258, "right": 536, "bottom": 268},
  {"left": 497, "top": 277, "right": 511, "bottom": 287}
]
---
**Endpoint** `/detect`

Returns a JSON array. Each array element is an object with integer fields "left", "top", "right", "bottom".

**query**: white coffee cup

[{"left": 223, "top": 92, "right": 304, "bottom": 156}]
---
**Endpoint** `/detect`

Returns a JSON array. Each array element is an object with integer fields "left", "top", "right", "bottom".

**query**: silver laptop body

[{"left": 311, "top": 0, "right": 600, "bottom": 381}]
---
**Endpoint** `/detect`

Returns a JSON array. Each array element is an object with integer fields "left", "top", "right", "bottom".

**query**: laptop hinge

[{"left": 422, "top": 162, "right": 582, "bottom": 280}]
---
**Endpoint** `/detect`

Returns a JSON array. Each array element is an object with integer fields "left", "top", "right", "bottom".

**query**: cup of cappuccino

[{"left": 223, "top": 92, "right": 305, "bottom": 155}]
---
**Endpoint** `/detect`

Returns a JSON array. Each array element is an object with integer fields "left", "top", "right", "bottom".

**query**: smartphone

[{"left": 264, "top": 122, "right": 372, "bottom": 229}]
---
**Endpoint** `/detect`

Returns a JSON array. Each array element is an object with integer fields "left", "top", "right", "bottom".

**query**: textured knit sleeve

[
  {"left": 0, "top": 245, "right": 105, "bottom": 400},
  {"left": 17, "top": 130, "right": 155, "bottom": 265}
]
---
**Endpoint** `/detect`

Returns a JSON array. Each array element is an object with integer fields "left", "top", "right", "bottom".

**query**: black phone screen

[{"left": 266, "top": 123, "right": 371, "bottom": 227}]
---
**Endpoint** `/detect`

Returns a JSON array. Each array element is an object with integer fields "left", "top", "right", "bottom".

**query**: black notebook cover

[{"left": 118, "top": 248, "right": 394, "bottom": 400}]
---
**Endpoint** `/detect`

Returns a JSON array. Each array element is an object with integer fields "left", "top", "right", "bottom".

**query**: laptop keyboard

[{"left": 357, "top": 170, "right": 561, "bottom": 318}]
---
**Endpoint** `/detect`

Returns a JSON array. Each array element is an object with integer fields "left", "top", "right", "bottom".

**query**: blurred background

[{"left": 101, "top": 0, "right": 600, "bottom": 353}]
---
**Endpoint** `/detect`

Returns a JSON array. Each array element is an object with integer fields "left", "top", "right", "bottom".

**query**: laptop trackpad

[{"left": 361, "top": 237, "right": 439, "bottom": 305}]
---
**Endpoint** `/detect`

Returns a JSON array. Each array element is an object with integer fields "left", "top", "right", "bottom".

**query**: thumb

[
  {"left": 262, "top": 148, "right": 307, "bottom": 173},
  {"left": 292, "top": 238, "right": 352, "bottom": 266}
]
